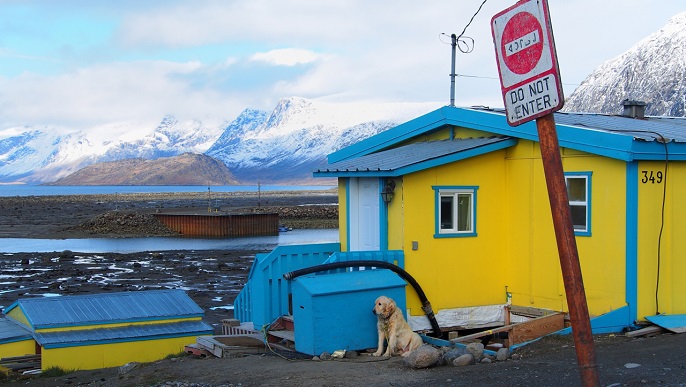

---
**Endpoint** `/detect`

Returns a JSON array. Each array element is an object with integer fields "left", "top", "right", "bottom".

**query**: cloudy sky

[{"left": 0, "top": 0, "right": 683, "bottom": 129}]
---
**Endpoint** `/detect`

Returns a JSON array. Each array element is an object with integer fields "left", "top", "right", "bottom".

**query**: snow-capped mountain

[
  {"left": 563, "top": 12, "right": 686, "bottom": 116},
  {"left": 205, "top": 97, "right": 438, "bottom": 183},
  {"left": 0, "top": 97, "right": 437, "bottom": 184},
  {"left": 0, "top": 117, "right": 227, "bottom": 183}
]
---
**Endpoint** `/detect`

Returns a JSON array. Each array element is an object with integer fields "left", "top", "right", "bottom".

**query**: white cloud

[
  {"left": 250, "top": 48, "right": 321, "bottom": 66},
  {"left": 0, "top": 0, "right": 685, "bottom": 129}
]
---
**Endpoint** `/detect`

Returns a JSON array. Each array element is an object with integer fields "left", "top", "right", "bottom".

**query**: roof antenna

[{"left": 450, "top": 33, "right": 457, "bottom": 107}]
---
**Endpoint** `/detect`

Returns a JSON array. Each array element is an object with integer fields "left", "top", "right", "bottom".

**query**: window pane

[
  {"left": 457, "top": 193, "right": 471, "bottom": 231},
  {"left": 440, "top": 196, "right": 453, "bottom": 230},
  {"left": 567, "top": 178, "right": 586, "bottom": 202},
  {"left": 570, "top": 205, "right": 586, "bottom": 231}
]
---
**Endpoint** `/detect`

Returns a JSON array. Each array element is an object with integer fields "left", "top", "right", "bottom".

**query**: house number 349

[{"left": 641, "top": 170, "right": 663, "bottom": 184}]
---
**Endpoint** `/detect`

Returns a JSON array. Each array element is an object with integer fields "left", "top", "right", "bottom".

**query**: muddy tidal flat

[{"left": 0, "top": 189, "right": 339, "bottom": 332}]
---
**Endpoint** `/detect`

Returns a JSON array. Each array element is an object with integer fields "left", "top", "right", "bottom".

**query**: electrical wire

[
  {"left": 604, "top": 128, "right": 670, "bottom": 315},
  {"left": 439, "top": 0, "right": 488, "bottom": 54},
  {"left": 456, "top": 0, "right": 488, "bottom": 43}
]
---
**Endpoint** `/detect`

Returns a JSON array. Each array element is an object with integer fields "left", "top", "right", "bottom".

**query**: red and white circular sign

[{"left": 501, "top": 12, "right": 543, "bottom": 75}]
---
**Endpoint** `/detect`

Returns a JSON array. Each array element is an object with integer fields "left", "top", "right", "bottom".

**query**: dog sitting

[{"left": 372, "top": 295, "right": 423, "bottom": 357}]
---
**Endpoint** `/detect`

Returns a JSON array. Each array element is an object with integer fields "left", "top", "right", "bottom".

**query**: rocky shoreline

[{"left": 0, "top": 189, "right": 338, "bottom": 239}]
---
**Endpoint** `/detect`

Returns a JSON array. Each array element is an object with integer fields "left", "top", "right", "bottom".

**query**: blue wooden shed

[{"left": 292, "top": 269, "right": 407, "bottom": 355}]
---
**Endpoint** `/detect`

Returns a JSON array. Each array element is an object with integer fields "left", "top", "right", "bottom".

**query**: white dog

[{"left": 372, "top": 295, "right": 423, "bottom": 357}]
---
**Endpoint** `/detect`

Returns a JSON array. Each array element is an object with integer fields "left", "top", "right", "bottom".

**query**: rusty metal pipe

[{"left": 536, "top": 113, "right": 600, "bottom": 386}]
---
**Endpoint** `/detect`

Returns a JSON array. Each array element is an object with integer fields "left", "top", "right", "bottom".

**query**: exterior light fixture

[{"left": 380, "top": 180, "right": 396, "bottom": 204}]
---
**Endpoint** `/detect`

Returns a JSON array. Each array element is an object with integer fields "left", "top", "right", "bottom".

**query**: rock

[
  {"left": 344, "top": 350, "right": 359, "bottom": 358},
  {"left": 453, "top": 354, "right": 474, "bottom": 366},
  {"left": 624, "top": 363, "right": 641, "bottom": 369},
  {"left": 320, "top": 351, "right": 332, "bottom": 360},
  {"left": 442, "top": 347, "right": 467, "bottom": 365},
  {"left": 480, "top": 357, "right": 492, "bottom": 363},
  {"left": 118, "top": 362, "right": 140, "bottom": 375},
  {"left": 466, "top": 342, "right": 484, "bottom": 361},
  {"left": 403, "top": 344, "right": 442, "bottom": 369},
  {"left": 59, "top": 250, "right": 74, "bottom": 259},
  {"left": 496, "top": 347, "right": 510, "bottom": 361}
]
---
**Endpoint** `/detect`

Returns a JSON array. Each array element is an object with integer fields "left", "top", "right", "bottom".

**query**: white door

[{"left": 349, "top": 177, "right": 381, "bottom": 251}]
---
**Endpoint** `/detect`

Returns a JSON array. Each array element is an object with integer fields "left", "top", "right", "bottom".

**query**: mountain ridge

[
  {"left": 562, "top": 12, "right": 686, "bottom": 116},
  {"left": 46, "top": 153, "right": 238, "bottom": 186}
]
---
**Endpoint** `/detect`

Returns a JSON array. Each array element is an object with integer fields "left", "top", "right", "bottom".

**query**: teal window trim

[
  {"left": 565, "top": 172, "right": 592, "bottom": 236},
  {"left": 345, "top": 178, "right": 351, "bottom": 251},
  {"left": 433, "top": 185, "right": 478, "bottom": 238},
  {"left": 626, "top": 162, "right": 638, "bottom": 321},
  {"left": 379, "top": 177, "right": 389, "bottom": 250}
]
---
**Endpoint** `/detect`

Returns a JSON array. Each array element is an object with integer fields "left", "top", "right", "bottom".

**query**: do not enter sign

[
  {"left": 491, "top": 0, "right": 563, "bottom": 126},
  {"left": 501, "top": 12, "right": 543, "bottom": 75}
]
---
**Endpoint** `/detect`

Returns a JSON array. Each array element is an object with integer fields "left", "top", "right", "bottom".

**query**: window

[
  {"left": 434, "top": 186, "right": 477, "bottom": 237},
  {"left": 565, "top": 173, "right": 591, "bottom": 236}
]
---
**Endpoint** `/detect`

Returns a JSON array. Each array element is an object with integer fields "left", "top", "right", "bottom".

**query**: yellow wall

[
  {"left": 338, "top": 179, "right": 348, "bottom": 250},
  {"left": 637, "top": 161, "right": 686, "bottom": 319},
  {"left": 0, "top": 340, "right": 36, "bottom": 358},
  {"left": 397, "top": 137, "right": 629, "bottom": 318},
  {"left": 504, "top": 142, "right": 628, "bottom": 316},
  {"left": 41, "top": 335, "right": 201, "bottom": 371},
  {"left": 401, "top": 150, "right": 509, "bottom": 313},
  {"left": 337, "top": 130, "right": 686, "bottom": 324}
]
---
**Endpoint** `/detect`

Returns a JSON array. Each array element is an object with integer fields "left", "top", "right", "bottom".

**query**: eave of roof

[
  {"left": 314, "top": 136, "right": 517, "bottom": 177},
  {"left": 34, "top": 320, "right": 213, "bottom": 349},
  {"left": 327, "top": 106, "right": 686, "bottom": 164}
]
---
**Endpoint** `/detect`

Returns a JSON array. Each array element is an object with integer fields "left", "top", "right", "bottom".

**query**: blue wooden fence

[
  {"left": 233, "top": 243, "right": 340, "bottom": 328},
  {"left": 233, "top": 244, "right": 405, "bottom": 328}
]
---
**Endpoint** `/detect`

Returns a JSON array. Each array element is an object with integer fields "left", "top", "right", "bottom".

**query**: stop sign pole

[{"left": 492, "top": 1, "right": 600, "bottom": 386}]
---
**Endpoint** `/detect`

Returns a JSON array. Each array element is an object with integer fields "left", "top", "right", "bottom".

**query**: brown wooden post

[{"left": 536, "top": 113, "right": 600, "bottom": 386}]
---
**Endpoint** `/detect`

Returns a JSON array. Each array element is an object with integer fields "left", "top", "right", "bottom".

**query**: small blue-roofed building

[
  {"left": 1, "top": 289, "right": 212, "bottom": 371},
  {"left": 0, "top": 317, "right": 34, "bottom": 359}
]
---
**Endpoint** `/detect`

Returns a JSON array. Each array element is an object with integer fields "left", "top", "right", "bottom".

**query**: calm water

[
  {"left": 0, "top": 184, "right": 334, "bottom": 197},
  {"left": 0, "top": 229, "right": 340, "bottom": 254}
]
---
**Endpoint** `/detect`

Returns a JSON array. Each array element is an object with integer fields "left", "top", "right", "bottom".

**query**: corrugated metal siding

[
  {"left": 153, "top": 212, "right": 279, "bottom": 236},
  {"left": 317, "top": 136, "right": 512, "bottom": 173},
  {"left": 34, "top": 320, "right": 212, "bottom": 348},
  {"left": 8, "top": 289, "right": 203, "bottom": 329}
]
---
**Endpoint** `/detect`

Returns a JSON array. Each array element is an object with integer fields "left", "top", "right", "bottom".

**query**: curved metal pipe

[{"left": 283, "top": 260, "right": 442, "bottom": 337}]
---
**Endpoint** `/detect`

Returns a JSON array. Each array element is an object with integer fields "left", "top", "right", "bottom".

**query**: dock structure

[{"left": 153, "top": 211, "right": 279, "bottom": 237}]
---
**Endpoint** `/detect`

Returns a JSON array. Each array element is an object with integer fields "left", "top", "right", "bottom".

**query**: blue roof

[
  {"left": 4, "top": 289, "right": 204, "bottom": 330},
  {"left": 33, "top": 320, "right": 213, "bottom": 349},
  {"left": 0, "top": 317, "right": 32, "bottom": 344},
  {"left": 315, "top": 136, "right": 516, "bottom": 177},
  {"left": 295, "top": 269, "right": 406, "bottom": 295},
  {"left": 326, "top": 106, "right": 686, "bottom": 166}
]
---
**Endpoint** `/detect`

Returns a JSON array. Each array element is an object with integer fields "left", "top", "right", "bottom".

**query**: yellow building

[
  {"left": 312, "top": 104, "right": 686, "bottom": 333},
  {"left": 1, "top": 289, "right": 212, "bottom": 371}
]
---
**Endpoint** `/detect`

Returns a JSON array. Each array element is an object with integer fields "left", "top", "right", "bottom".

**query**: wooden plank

[
  {"left": 0, "top": 355, "right": 41, "bottom": 363},
  {"left": 509, "top": 305, "right": 559, "bottom": 317},
  {"left": 624, "top": 325, "right": 665, "bottom": 338},
  {"left": 450, "top": 325, "right": 511, "bottom": 344},
  {"left": 268, "top": 330, "right": 295, "bottom": 342},
  {"left": 511, "top": 313, "right": 564, "bottom": 344}
]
